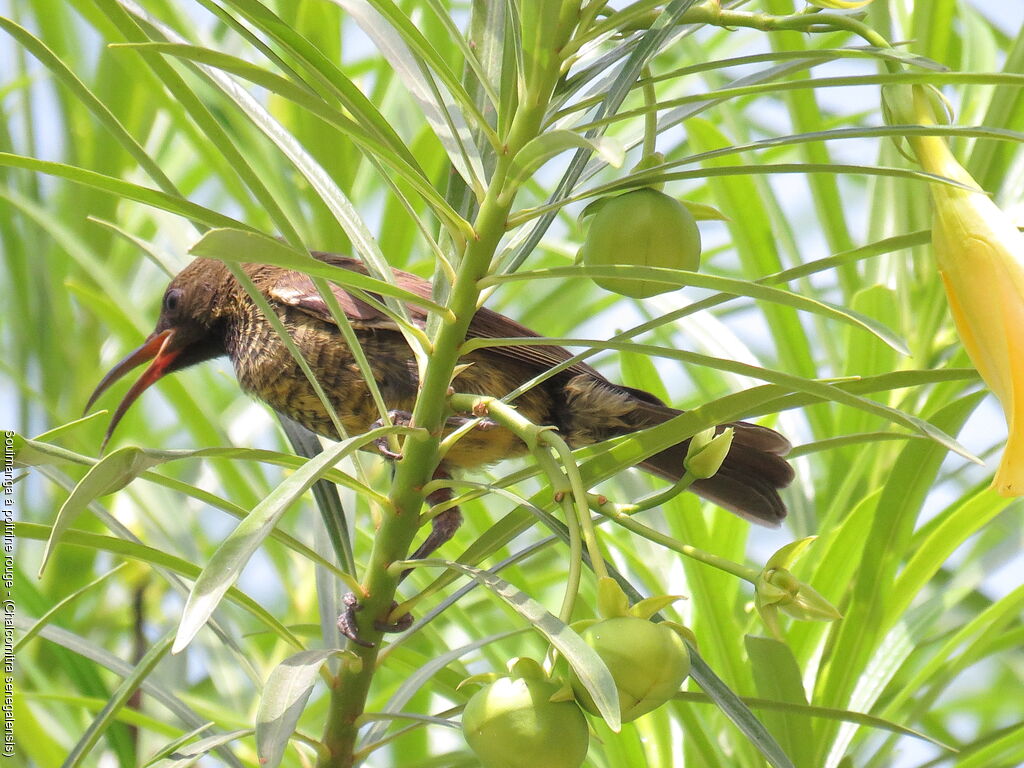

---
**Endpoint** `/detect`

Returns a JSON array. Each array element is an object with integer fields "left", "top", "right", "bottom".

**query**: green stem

[
  {"left": 576, "top": 0, "right": 612, "bottom": 37},
  {"left": 640, "top": 65, "right": 658, "bottom": 159},
  {"left": 541, "top": 434, "right": 609, "bottom": 581},
  {"left": 534, "top": 448, "right": 584, "bottom": 622},
  {"left": 448, "top": 392, "right": 591, "bottom": 620},
  {"left": 617, "top": 470, "right": 698, "bottom": 515},
  {"left": 315, "top": 46, "right": 566, "bottom": 768},
  {"left": 566, "top": 1, "right": 895, "bottom": 59},
  {"left": 690, "top": 3, "right": 893, "bottom": 51},
  {"left": 563, "top": 0, "right": 688, "bottom": 58},
  {"left": 592, "top": 495, "right": 760, "bottom": 582}
]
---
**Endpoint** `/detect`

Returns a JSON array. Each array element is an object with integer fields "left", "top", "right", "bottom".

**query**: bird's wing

[
  {"left": 266, "top": 252, "right": 607, "bottom": 381},
  {"left": 266, "top": 254, "right": 407, "bottom": 330}
]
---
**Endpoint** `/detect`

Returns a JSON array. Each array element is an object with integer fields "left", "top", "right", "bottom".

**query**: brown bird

[{"left": 87, "top": 253, "right": 793, "bottom": 574}]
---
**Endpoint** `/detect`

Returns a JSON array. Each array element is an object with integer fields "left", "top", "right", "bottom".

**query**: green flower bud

[
  {"left": 684, "top": 427, "right": 734, "bottom": 479},
  {"left": 581, "top": 188, "right": 701, "bottom": 298},
  {"left": 462, "top": 674, "right": 589, "bottom": 768},
  {"left": 569, "top": 617, "right": 690, "bottom": 722},
  {"left": 757, "top": 567, "right": 842, "bottom": 623},
  {"left": 754, "top": 539, "right": 842, "bottom": 638}
]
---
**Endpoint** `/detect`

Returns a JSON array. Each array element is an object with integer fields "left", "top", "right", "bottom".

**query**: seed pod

[
  {"left": 581, "top": 188, "right": 701, "bottom": 298},
  {"left": 462, "top": 675, "right": 589, "bottom": 768},
  {"left": 569, "top": 616, "right": 691, "bottom": 721}
]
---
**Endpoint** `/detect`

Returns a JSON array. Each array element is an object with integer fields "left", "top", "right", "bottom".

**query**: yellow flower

[{"left": 904, "top": 87, "right": 1024, "bottom": 496}]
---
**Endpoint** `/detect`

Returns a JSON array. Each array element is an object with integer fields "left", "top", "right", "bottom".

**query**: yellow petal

[
  {"left": 927, "top": 168, "right": 1024, "bottom": 495},
  {"left": 932, "top": 194, "right": 1024, "bottom": 404},
  {"left": 990, "top": 278, "right": 1024, "bottom": 495},
  {"left": 888, "top": 84, "right": 1024, "bottom": 492}
]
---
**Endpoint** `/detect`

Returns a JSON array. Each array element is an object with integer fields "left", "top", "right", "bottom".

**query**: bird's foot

[
  {"left": 371, "top": 410, "right": 413, "bottom": 460},
  {"left": 336, "top": 592, "right": 414, "bottom": 647},
  {"left": 407, "top": 505, "right": 462, "bottom": 564},
  {"left": 339, "top": 458, "right": 469, "bottom": 646},
  {"left": 374, "top": 604, "right": 414, "bottom": 634},
  {"left": 371, "top": 410, "right": 499, "bottom": 461},
  {"left": 337, "top": 592, "right": 374, "bottom": 647}
]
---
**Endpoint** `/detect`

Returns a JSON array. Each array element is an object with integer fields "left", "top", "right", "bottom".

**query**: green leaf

[
  {"left": 107, "top": 42, "right": 468, "bottom": 236},
  {"left": 64, "top": 634, "right": 174, "bottom": 768},
  {"left": 40, "top": 447, "right": 164, "bottom": 576},
  {"left": 670, "top": 691, "right": 955, "bottom": 750},
  {"left": 462, "top": 337, "right": 970, "bottom": 460},
  {"left": 173, "top": 428, "right": 393, "bottom": 653},
  {"left": 508, "top": 132, "right": 624, "bottom": 190},
  {"left": 746, "top": 636, "right": 815, "bottom": 768},
  {"left": 148, "top": 730, "right": 253, "bottom": 768},
  {"left": 0, "top": 153, "right": 249, "bottom": 230},
  {"left": 814, "top": 392, "right": 987, "bottom": 764},
  {"left": 0, "top": 17, "right": 180, "bottom": 197},
  {"left": 332, "top": 0, "right": 489, "bottom": 194},
  {"left": 483, "top": 266, "right": 911, "bottom": 356},
  {"left": 256, "top": 649, "right": 346, "bottom": 768},
  {"left": 17, "top": 522, "right": 302, "bottom": 648},
  {"left": 687, "top": 648, "right": 797, "bottom": 768},
  {"left": 189, "top": 228, "right": 451, "bottom": 316}
]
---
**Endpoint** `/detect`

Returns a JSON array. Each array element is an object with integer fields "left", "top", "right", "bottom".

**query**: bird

[{"left": 87, "top": 253, "right": 794, "bottom": 634}]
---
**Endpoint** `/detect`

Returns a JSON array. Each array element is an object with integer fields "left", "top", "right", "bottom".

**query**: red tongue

[{"left": 85, "top": 329, "right": 178, "bottom": 448}]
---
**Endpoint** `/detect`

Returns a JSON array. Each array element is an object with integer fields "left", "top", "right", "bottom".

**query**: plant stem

[
  {"left": 640, "top": 65, "right": 658, "bottom": 159},
  {"left": 592, "top": 496, "right": 760, "bottom": 583},
  {"left": 315, "top": 36, "right": 567, "bottom": 768},
  {"left": 541, "top": 435, "right": 609, "bottom": 582}
]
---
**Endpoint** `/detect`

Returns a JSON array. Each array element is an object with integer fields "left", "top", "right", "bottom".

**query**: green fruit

[
  {"left": 570, "top": 617, "right": 691, "bottom": 722},
  {"left": 462, "top": 676, "right": 589, "bottom": 768},
  {"left": 581, "top": 188, "right": 701, "bottom": 298}
]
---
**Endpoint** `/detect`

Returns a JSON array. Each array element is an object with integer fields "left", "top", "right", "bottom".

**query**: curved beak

[{"left": 86, "top": 329, "right": 179, "bottom": 448}]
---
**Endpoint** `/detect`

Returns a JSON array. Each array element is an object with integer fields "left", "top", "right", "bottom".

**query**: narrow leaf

[
  {"left": 172, "top": 429, "right": 392, "bottom": 653},
  {"left": 40, "top": 447, "right": 164, "bottom": 576},
  {"left": 746, "top": 636, "right": 815, "bottom": 768},
  {"left": 256, "top": 649, "right": 345, "bottom": 768},
  {"left": 485, "top": 265, "right": 910, "bottom": 355},
  {"left": 189, "top": 228, "right": 450, "bottom": 316},
  {"left": 508, "top": 132, "right": 624, "bottom": 190},
  {"left": 64, "top": 634, "right": 174, "bottom": 768}
]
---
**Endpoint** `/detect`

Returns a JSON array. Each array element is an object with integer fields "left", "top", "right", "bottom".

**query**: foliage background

[{"left": 2, "top": 1, "right": 1023, "bottom": 766}]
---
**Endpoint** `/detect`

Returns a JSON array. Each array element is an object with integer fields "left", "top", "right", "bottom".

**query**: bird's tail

[{"left": 638, "top": 414, "right": 794, "bottom": 526}]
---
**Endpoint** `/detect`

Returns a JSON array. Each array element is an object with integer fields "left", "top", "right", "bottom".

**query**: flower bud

[
  {"left": 581, "top": 188, "right": 701, "bottom": 298},
  {"left": 893, "top": 85, "right": 1024, "bottom": 495},
  {"left": 754, "top": 538, "right": 841, "bottom": 638},
  {"left": 684, "top": 427, "right": 734, "bottom": 479},
  {"left": 569, "top": 617, "right": 690, "bottom": 722},
  {"left": 462, "top": 663, "right": 589, "bottom": 768},
  {"left": 756, "top": 567, "right": 842, "bottom": 622}
]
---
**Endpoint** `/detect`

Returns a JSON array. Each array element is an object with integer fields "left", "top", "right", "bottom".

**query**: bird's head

[{"left": 86, "top": 258, "right": 236, "bottom": 447}]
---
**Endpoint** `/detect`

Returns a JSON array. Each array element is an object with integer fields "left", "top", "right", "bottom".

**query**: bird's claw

[
  {"left": 465, "top": 416, "right": 499, "bottom": 432},
  {"left": 373, "top": 437, "right": 403, "bottom": 461},
  {"left": 374, "top": 605, "right": 414, "bottom": 634},
  {"left": 337, "top": 592, "right": 375, "bottom": 647},
  {"left": 371, "top": 410, "right": 413, "bottom": 460},
  {"left": 370, "top": 411, "right": 499, "bottom": 461},
  {"left": 337, "top": 593, "right": 414, "bottom": 647}
]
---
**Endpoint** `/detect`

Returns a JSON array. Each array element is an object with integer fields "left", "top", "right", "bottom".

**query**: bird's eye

[{"left": 164, "top": 289, "right": 182, "bottom": 313}]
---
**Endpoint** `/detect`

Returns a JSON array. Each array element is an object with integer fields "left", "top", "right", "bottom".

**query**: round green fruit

[
  {"left": 581, "top": 188, "right": 701, "bottom": 298},
  {"left": 462, "top": 676, "right": 589, "bottom": 768},
  {"left": 570, "top": 616, "right": 691, "bottom": 722}
]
